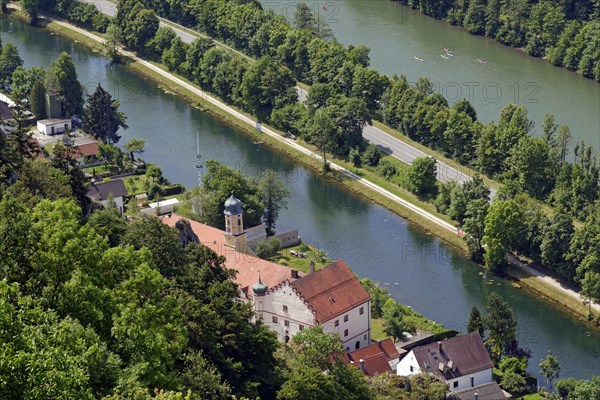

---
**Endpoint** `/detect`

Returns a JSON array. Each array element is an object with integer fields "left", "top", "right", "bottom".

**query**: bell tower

[{"left": 223, "top": 192, "right": 246, "bottom": 251}]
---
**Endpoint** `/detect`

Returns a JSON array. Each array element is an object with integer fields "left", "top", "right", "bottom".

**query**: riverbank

[{"left": 12, "top": 8, "right": 600, "bottom": 330}]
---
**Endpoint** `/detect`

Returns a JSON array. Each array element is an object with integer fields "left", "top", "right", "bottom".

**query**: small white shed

[{"left": 37, "top": 118, "right": 72, "bottom": 135}]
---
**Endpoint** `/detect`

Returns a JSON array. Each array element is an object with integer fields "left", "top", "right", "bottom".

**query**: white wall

[
  {"left": 37, "top": 120, "right": 71, "bottom": 135},
  {"left": 320, "top": 300, "right": 371, "bottom": 351},
  {"left": 447, "top": 368, "right": 493, "bottom": 391},
  {"left": 258, "top": 281, "right": 315, "bottom": 342},
  {"left": 397, "top": 350, "right": 419, "bottom": 376}
]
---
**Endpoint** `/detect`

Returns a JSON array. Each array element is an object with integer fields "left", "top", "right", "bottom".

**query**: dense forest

[
  {"left": 17, "top": 0, "right": 600, "bottom": 309},
  {"left": 394, "top": 0, "right": 600, "bottom": 82}
]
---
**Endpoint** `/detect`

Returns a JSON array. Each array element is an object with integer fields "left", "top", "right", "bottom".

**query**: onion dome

[
  {"left": 224, "top": 192, "right": 243, "bottom": 216},
  {"left": 252, "top": 273, "right": 268, "bottom": 296}
]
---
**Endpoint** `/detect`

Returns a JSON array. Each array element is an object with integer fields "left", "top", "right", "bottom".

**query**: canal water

[
  {"left": 263, "top": 0, "right": 600, "bottom": 152},
  {"left": 2, "top": 15, "right": 599, "bottom": 381}
]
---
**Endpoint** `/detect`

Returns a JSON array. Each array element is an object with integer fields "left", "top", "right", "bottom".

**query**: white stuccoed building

[{"left": 254, "top": 259, "right": 371, "bottom": 350}]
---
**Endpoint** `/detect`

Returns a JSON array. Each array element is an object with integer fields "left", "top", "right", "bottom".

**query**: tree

[
  {"left": 29, "top": 79, "right": 47, "bottom": 119},
  {"left": 483, "top": 292, "right": 517, "bottom": 358},
  {"left": 540, "top": 210, "right": 575, "bottom": 279},
  {"left": 259, "top": 169, "right": 289, "bottom": 236},
  {"left": 406, "top": 156, "right": 437, "bottom": 197},
  {"left": 103, "top": 24, "right": 122, "bottom": 62},
  {"left": 146, "top": 163, "right": 162, "bottom": 182},
  {"left": 0, "top": 42, "right": 23, "bottom": 84},
  {"left": 306, "top": 108, "right": 337, "bottom": 169},
  {"left": 294, "top": 2, "right": 314, "bottom": 31},
  {"left": 84, "top": 84, "right": 128, "bottom": 144},
  {"left": 466, "top": 305, "right": 484, "bottom": 337},
  {"left": 21, "top": 0, "right": 44, "bottom": 23},
  {"left": 241, "top": 56, "right": 297, "bottom": 122},
  {"left": 361, "top": 144, "right": 381, "bottom": 167},
  {"left": 462, "top": 198, "right": 488, "bottom": 261},
  {"left": 50, "top": 52, "right": 84, "bottom": 116},
  {"left": 255, "top": 238, "right": 281, "bottom": 259},
  {"left": 382, "top": 298, "right": 414, "bottom": 341},
  {"left": 500, "top": 372, "right": 527, "bottom": 394},
  {"left": 87, "top": 208, "right": 128, "bottom": 247},
  {"left": 482, "top": 199, "right": 525, "bottom": 272},
  {"left": 505, "top": 136, "right": 557, "bottom": 199},
  {"left": 539, "top": 350, "right": 561, "bottom": 387},
  {"left": 11, "top": 65, "right": 45, "bottom": 99},
  {"left": 124, "top": 138, "right": 145, "bottom": 161}
]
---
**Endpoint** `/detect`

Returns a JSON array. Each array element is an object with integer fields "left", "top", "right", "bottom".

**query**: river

[
  {"left": 1, "top": 15, "right": 599, "bottom": 382},
  {"left": 263, "top": 0, "right": 600, "bottom": 152}
]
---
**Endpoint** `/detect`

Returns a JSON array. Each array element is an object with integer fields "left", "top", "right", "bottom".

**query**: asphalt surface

[{"left": 84, "top": 0, "right": 484, "bottom": 191}]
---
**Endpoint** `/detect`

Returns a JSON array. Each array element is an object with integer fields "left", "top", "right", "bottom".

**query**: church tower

[{"left": 223, "top": 193, "right": 247, "bottom": 251}]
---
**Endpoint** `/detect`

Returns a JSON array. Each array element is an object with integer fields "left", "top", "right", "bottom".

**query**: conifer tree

[
  {"left": 84, "top": 84, "right": 128, "bottom": 144},
  {"left": 29, "top": 80, "right": 46, "bottom": 119}
]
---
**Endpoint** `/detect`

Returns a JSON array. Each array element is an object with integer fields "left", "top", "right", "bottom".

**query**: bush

[
  {"left": 500, "top": 372, "right": 527, "bottom": 394},
  {"left": 378, "top": 158, "right": 397, "bottom": 180},
  {"left": 148, "top": 183, "right": 163, "bottom": 199},
  {"left": 256, "top": 238, "right": 281, "bottom": 259},
  {"left": 361, "top": 144, "right": 381, "bottom": 167},
  {"left": 349, "top": 147, "right": 362, "bottom": 167},
  {"left": 162, "top": 184, "right": 185, "bottom": 196},
  {"left": 406, "top": 156, "right": 438, "bottom": 197}
]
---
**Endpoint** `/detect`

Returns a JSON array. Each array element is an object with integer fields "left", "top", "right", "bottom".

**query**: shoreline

[{"left": 9, "top": 9, "right": 600, "bottom": 332}]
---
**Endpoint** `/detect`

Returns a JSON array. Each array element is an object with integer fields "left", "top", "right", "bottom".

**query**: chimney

[
  {"left": 359, "top": 359, "right": 365, "bottom": 373},
  {"left": 291, "top": 269, "right": 299, "bottom": 279},
  {"left": 309, "top": 260, "right": 315, "bottom": 273},
  {"left": 437, "top": 342, "right": 442, "bottom": 352},
  {"left": 474, "top": 393, "right": 478, "bottom": 400}
]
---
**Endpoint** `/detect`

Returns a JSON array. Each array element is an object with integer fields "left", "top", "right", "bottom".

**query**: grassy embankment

[{"left": 18, "top": 10, "right": 598, "bottom": 326}]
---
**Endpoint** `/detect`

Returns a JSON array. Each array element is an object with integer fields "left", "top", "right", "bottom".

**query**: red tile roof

[
  {"left": 347, "top": 338, "right": 400, "bottom": 363},
  {"left": 412, "top": 332, "right": 492, "bottom": 380},
  {"left": 72, "top": 142, "right": 98, "bottom": 158},
  {"left": 289, "top": 260, "right": 370, "bottom": 323},
  {"left": 348, "top": 353, "right": 392, "bottom": 376},
  {"left": 162, "top": 215, "right": 303, "bottom": 294}
]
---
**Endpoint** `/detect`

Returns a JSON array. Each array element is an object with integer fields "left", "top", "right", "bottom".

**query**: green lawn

[
  {"left": 371, "top": 318, "right": 387, "bottom": 341},
  {"left": 267, "top": 243, "right": 333, "bottom": 273}
]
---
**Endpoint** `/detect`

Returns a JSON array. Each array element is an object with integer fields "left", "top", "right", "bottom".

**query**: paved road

[{"left": 83, "top": 0, "right": 484, "bottom": 191}]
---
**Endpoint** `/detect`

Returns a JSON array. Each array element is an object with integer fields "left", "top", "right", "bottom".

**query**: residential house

[
  {"left": 162, "top": 194, "right": 371, "bottom": 349},
  {"left": 86, "top": 180, "right": 128, "bottom": 214},
  {"left": 396, "top": 332, "right": 493, "bottom": 392}
]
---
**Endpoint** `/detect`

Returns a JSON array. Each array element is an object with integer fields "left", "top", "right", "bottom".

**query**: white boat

[
  {"left": 444, "top": 47, "right": 452, "bottom": 53},
  {"left": 414, "top": 56, "right": 423, "bottom": 61},
  {"left": 440, "top": 54, "right": 449, "bottom": 59},
  {"left": 477, "top": 58, "right": 487, "bottom": 64}
]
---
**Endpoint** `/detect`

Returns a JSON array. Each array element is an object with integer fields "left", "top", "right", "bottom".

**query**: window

[
  {"left": 284, "top": 320, "right": 289, "bottom": 327},
  {"left": 299, "top": 325, "right": 304, "bottom": 331},
  {"left": 364, "top": 334, "right": 367, "bottom": 340},
  {"left": 283, "top": 305, "right": 288, "bottom": 312},
  {"left": 344, "top": 315, "right": 348, "bottom": 322},
  {"left": 453, "top": 381, "right": 458, "bottom": 389},
  {"left": 410, "top": 366, "right": 414, "bottom": 372},
  {"left": 359, "top": 307, "right": 364, "bottom": 315},
  {"left": 470, "top": 377, "right": 474, "bottom": 388},
  {"left": 258, "top": 314, "right": 263, "bottom": 320},
  {"left": 334, "top": 320, "right": 339, "bottom": 327},
  {"left": 344, "top": 329, "right": 348, "bottom": 337},
  {"left": 272, "top": 316, "right": 278, "bottom": 323}
]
